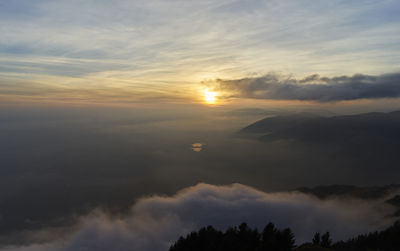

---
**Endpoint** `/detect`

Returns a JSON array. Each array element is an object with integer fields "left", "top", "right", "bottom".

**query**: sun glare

[{"left": 204, "top": 90, "right": 217, "bottom": 104}]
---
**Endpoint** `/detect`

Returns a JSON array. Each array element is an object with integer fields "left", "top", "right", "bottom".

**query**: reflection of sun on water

[
  {"left": 204, "top": 90, "right": 217, "bottom": 104},
  {"left": 192, "top": 143, "right": 203, "bottom": 152}
]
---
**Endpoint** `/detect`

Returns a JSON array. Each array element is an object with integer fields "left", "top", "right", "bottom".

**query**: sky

[{"left": 1, "top": 0, "right": 400, "bottom": 106}]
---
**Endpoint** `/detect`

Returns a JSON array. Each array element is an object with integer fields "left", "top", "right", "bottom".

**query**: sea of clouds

[{"left": 2, "top": 183, "right": 398, "bottom": 251}]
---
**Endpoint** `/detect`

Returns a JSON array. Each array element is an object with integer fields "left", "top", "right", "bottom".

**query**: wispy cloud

[{"left": 1, "top": 0, "right": 400, "bottom": 104}]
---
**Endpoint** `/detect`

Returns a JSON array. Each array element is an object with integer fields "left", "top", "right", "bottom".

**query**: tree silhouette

[
  {"left": 170, "top": 220, "right": 400, "bottom": 251},
  {"left": 333, "top": 221, "right": 400, "bottom": 251},
  {"left": 237, "top": 222, "right": 261, "bottom": 251},
  {"left": 260, "top": 222, "right": 278, "bottom": 250},
  {"left": 277, "top": 228, "right": 296, "bottom": 251},
  {"left": 312, "top": 232, "right": 321, "bottom": 245},
  {"left": 321, "top": 232, "right": 332, "bottom": 248},
  {"left": 170, "top": 222, "right": 295, "bottom": 251},
  {"left": 169, "top": 226, "right": 223, "bottom": 251},
  {"left": 259, "top": 223, "right": 295, "bottom": 251}
]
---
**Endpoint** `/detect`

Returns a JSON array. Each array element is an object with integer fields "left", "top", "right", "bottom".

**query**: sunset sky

[
  {"left": 2, "top": 1, "right": 400, "bottom": 251},
  {"left": 1, "top": 0, "right": 400, "bottom": 105}
]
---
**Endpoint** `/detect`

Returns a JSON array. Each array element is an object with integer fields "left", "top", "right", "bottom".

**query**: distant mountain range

[{"left": 241, "top": 111, "right": 400, "bottom": 144}]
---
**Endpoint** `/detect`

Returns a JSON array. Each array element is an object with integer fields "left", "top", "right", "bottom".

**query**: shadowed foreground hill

[{"left": 170, "top": 221, "right": 400, "bottom": 251}]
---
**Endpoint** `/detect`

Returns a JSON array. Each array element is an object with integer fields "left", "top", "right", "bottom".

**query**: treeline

[
  {"left": 169, "top": 221, "right": 400, "bottom": 251},
  {"left": 332, "top": 221, "right": 400, "bottom": 250},
  {"left": 170, "top": 222, "right": 295, "bottom": 251}
]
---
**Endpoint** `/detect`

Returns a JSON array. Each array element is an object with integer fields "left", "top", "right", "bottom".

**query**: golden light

[{"left": 204, "top": 90, "right": 217, "bottom": 104}]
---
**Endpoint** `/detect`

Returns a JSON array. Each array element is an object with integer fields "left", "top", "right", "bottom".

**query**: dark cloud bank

[
  {"left": 1, "top": 183, "right": 398, "bottom": 251},
  {"left": 211, "top": 72, "right": 400, "bottom": 102}
]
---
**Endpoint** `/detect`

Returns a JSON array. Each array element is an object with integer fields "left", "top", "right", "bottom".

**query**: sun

[{"left": 204, "top": 90, "right": 217, "bottom": 104}]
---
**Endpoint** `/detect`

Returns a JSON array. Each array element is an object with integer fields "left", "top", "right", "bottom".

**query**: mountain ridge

[{"left": 241, "top": 111, "right": 400, "bottom": 144}]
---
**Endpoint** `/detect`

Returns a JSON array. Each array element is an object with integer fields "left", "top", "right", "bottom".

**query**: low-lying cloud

[
  {"left": 209, "top": 72, "right": 400, "bottom": 102},
  {"left": 2, "top": 183, "right": 398, "bottom": 251}
]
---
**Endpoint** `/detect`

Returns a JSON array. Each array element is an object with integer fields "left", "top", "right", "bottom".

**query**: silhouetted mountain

[
  {"left": 241, "top": 111, "right": 400, "bottom": 177},
  {"left": 241, "top": 111, "right": 400, "bottom": 144},
  {"left": 242, "top": 112, "right": 321, "bottom": 134}
]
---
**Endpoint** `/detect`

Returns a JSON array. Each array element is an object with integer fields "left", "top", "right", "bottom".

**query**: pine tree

[
  {"left": 321, "top": 231, "right": 332, "bottom": 248},
  {"left": 312, "top": 232, "right": 321, "bottom": 245}
]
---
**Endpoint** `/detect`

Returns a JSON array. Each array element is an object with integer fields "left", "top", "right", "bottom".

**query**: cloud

[
  {"left": 210, "top": 72, "right": 400, "bottom": 102},
  {"left": 2, "top": 0, "right": 400, "bottom": 104},
  {"left": 1, "top": 183, "right": 397, "bottom": 251}
]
